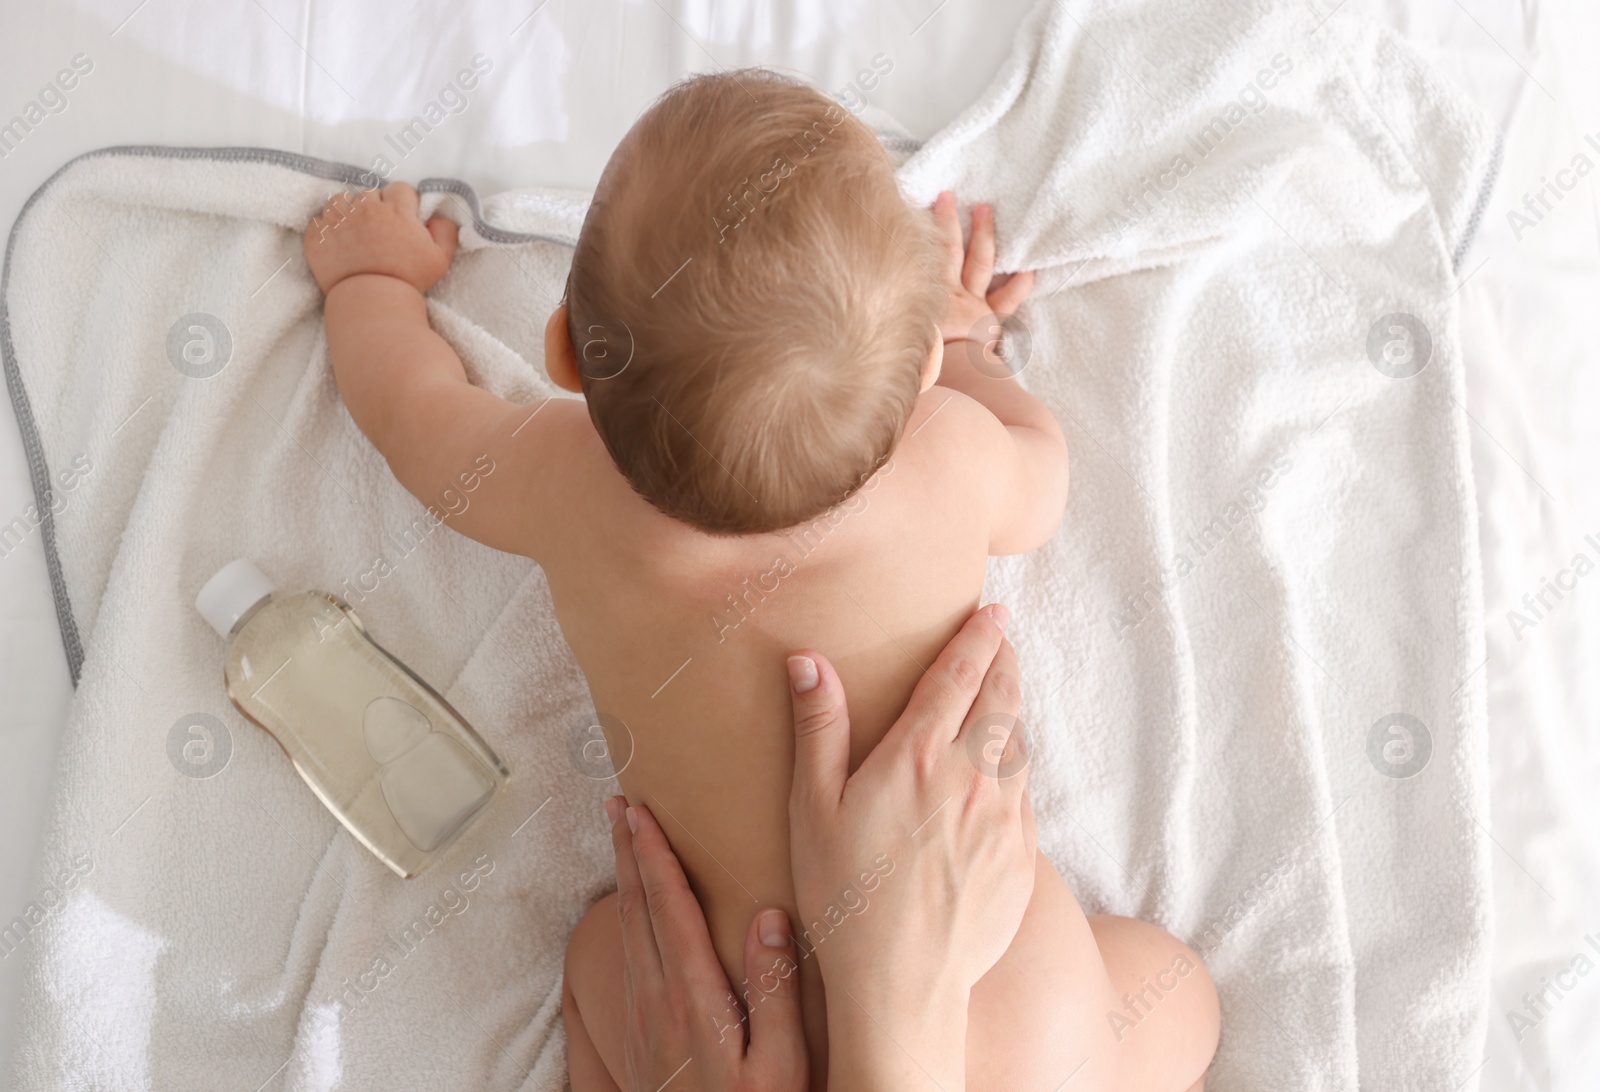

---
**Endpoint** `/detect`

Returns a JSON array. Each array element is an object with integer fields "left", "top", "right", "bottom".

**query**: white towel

[{"left": 2, "top": 1, "right": 1497, "bottom": 1088}]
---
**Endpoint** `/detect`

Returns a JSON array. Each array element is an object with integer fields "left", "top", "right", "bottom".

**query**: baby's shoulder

[
  {"left": 505, "top": 394, "right": 658, "bottom": 544},
  {"left": 896, "top": 388, "right": 1009, "bottom": 473}
]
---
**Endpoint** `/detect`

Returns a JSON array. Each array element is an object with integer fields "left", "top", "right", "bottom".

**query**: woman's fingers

[
  {"left": 962, "top": 204, "right": 996, "bottom": 298},
  {"left": 787, "top": 651, "right": 852, "bottom": 819},
  {"left": 881, "top": 604, "right": 1009, "bottom": 760},
  {"left": 955, "top": 635, "right": 1025, "bottom": 782},
  {"left": 627, "top": 804, "right": 737, "bottom": 1001},
  {"left": 610, "top": 797, "right": 663, "bottom": 985},
  {"left": 741, "top": 909, "right": 808, "bottom": 1079}
]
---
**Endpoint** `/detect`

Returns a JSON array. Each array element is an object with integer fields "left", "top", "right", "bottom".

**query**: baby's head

[{"left": 551, "top": 69, "right": 945, "bottom": 535}]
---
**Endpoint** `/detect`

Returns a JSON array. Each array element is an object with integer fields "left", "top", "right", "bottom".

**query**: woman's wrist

[
  {"left": 784, "top": 607, "right": 1035, "bottom": 1092},
  {"left": 826, "top": 985, "right": 969, "bottom": 1090}
]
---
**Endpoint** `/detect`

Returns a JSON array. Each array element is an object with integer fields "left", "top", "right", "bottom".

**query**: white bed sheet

[
  {"left": 1, "top": 1, "right": 1595, "bottom": 1088},
  {"left": 1355, "top": 2, "right": 1600, "bottom": 1088}
]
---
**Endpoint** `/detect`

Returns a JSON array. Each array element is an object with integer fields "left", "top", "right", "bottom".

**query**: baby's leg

[
  {"left": 964, "top": 854, "right": 1219, "bottom": 1092},
  {"left": 564, "top": 861, "right": 1220, "bottom": 1092},
  {"left": 1087, "top": 914, "right": 1220, "bottom": 1092},
  {"left": 564, "top": 892, "right": 627, "bottom": 1092}
]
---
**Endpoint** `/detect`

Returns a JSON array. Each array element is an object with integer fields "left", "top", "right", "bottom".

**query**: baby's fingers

[
  {"left": 987, "top": 269, "right": 1035, "bottom": 318},
  {"left": 933, "top": 191, "right": 965, "bottom": 283},
  {"left": 963, "top": 205, "right": 996, "bottom": 297},
  {"left": 427, "top": 216, "right": 459, "bottom": 265},
  {"left": 382, "top": 181, "right": 420, "bottom": 218}
]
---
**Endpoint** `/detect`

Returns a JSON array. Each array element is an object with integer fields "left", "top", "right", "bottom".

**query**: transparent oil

[{"left": 220, "top": 590, "right": 508, "bottom": 878}]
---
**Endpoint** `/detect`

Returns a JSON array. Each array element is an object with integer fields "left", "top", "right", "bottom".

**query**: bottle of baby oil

[{"left": 195, "top": 559, "right": 508, "bottom": 878}]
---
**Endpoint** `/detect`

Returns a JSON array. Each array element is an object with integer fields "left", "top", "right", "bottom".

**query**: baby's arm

[
  {"left": 303, "top": 183, "right": 588, "bottom": 560},
  {"left": 931, "top": 192, "right": 1069, "bottom": 555}
]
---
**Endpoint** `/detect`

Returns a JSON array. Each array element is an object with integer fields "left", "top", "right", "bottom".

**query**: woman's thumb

[
  {"left": 787, "top": 652, "right": 849, "bottom": 817},
  {"left": 742, "top": 909, "right": 808, "bottom": 1079}
]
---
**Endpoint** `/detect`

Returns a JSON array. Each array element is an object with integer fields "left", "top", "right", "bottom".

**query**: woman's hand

[
  {"left": 786, "top": 602, "right": 1037, "bottom": 1089},
  {"left": 607, "top": 796, "right": 809, "bottom": 1092}
]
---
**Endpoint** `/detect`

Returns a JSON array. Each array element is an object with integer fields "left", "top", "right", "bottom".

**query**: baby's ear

[
  {"left": 919, "top": 332, "right": 944, "bottom": 393},
  {"left": 544, "top": 306, "right": 583, "bottom": 393}
]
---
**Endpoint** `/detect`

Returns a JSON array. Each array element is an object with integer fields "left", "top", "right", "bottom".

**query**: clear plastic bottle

[{"left": 196, "top": 559, "right": 508, "bottom": 878}]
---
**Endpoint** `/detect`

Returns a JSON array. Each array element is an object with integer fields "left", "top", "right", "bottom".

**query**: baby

[{"left": 304, "top": 70, "right": 1218, "bottom": 1091}]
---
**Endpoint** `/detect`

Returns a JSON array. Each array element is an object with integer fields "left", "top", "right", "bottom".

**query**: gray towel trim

[
  {"left": 0, "top": 144, "right": 569, "bottom": 687},
  {"left": 1453, "top": 135, "right": 1503, "bottom": 274}
]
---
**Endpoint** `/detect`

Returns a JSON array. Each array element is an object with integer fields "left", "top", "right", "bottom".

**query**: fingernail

[
  {"left": 984, "top": 603, "right": 1010, "bottom": 631},
  {"left": 604, "top": 796, "right": 624, "bottom": 825},
  {"left": 625, "top": 806, "right": 639, "bottom": 833},
  {"left": 758, "top": 909, "right": 790, "bottom": 947},
  {"left": 787, "top": 655, "right": 819, "bottom": 694}
]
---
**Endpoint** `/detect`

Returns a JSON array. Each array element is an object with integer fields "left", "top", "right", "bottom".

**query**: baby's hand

[
  {"left": 933, "top": 191, "right": 1035, "bottom": 344},
  {"left": 302, "top": 181, "right": 459, "bottom": 295}
]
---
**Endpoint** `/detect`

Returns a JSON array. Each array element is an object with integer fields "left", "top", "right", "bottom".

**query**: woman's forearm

[{"left": 826, "top": 988, "right": 968, "bottom": 1090}]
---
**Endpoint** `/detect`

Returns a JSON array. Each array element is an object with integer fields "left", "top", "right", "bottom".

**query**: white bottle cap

[{"left": 196, "top": 558, "right": 276, "bottom": 637}]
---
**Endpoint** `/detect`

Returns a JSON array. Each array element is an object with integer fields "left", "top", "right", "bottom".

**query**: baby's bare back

[{"left": 546, "top": 393, "right": 991, "bottom": 977}]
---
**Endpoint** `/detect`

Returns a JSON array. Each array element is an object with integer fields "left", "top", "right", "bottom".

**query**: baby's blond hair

[{"left": 565, "top": 69, "right": 945, "bottom": 535}]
